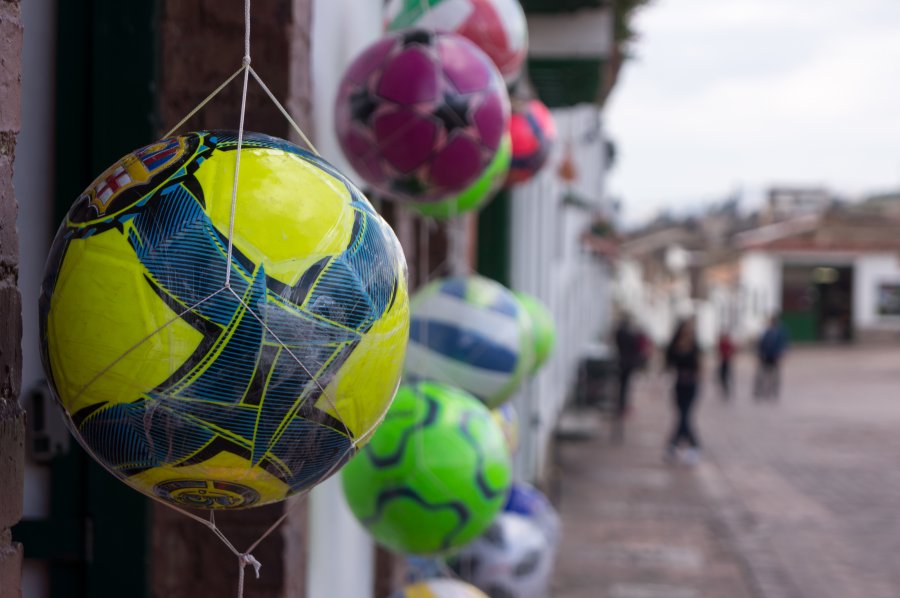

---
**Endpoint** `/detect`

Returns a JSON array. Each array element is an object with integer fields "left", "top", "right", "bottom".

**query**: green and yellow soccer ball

[
  {"left": 39, "top": 131, "right": 409, "bottom": 509},
  {"left": 342, "top": 381, "right": 511, "bottom": 555}
]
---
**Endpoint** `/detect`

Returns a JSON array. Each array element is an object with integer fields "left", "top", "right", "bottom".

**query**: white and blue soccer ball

[
  {"left": 447, "top": 511, "right": 555, "bottom": 598},
  {"left": 405, "top": 275, "right": 533, "bottom": 409},
  {"left": 504, "top": 482, "right": 561, "bottom": 547}
]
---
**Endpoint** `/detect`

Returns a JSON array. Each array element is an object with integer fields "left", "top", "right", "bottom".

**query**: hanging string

[
  {"left": 224, "top": 0, "right": 253, "bottom": 289},
  {"left": 248, "top": 66, "right": 320, "bottom": 156},
  {"left": 151, "top": 0, "right": 342, "bottom": 595},
  {"left": 162, "top": 66, "right": 247, "bottom": 140},
  {"left": 237, "top": 554, "right": 263, "bottom": 598}
]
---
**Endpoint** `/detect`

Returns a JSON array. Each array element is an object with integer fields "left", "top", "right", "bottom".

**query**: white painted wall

[
  {"left": 854, "top": 253, "right": 900, "bottom": 331},
  {"left": 612, "top": 258, "right": 675, "bottom": 346},
  {"left": 509, "top": 104, "right": 613, "bottom": 482},
  {"left": 305, "top": 476, "right": 375, "bottom": 598},
  {"left": 309, "top": 0, "right": 384, "bottom": 178},
  {"left": 306, "top": 1, "right": 384, "bottom": 596},
  {"left": 527, "top": 8, "right": 613, "bottom": 57},
  {"left": 739, "top": 251, "right": 781, "bottom": 340}
]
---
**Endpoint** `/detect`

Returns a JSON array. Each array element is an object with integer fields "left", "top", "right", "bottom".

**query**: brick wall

[
  {"left": 159, "top": 0, "right": 294, "bottom": 136},
  {"left": 0, "top": 1, "right": 25, "bottom": 597}
]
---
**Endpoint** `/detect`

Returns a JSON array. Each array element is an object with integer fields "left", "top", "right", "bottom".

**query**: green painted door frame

[{"left": 477, "top": 190, "right": 512, "bottom": 285}]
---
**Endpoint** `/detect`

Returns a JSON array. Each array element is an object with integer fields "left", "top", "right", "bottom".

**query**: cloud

[{"left": 606, "top": 0, "right": 900, "bottom": 223}]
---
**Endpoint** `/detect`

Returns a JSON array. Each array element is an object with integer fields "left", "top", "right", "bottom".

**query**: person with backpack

[{"left": 754, "top": 314, "right": 789, "bottom": 400}]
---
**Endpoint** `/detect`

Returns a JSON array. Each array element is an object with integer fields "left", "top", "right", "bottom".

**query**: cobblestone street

[{"left": 551, "top": 345, "right": 900, "bottom": 598}]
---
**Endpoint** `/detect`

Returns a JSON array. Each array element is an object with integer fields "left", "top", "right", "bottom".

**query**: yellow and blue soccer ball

[{"left": 39, "top": 131, "right": 409, "bottom": 509}]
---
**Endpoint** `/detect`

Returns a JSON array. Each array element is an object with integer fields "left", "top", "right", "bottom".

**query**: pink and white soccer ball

[{"left": 335, "top": 30, "right": 510, "bottom": 204}]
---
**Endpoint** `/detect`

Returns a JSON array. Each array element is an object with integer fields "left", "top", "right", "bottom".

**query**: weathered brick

[
  {"left": 158, "top": 0, "right": 291, "bottom": 137},
  {"left": 0, "top": 402, "right": 24, "bottom": 532},
  {"left": 152, "top": 502, "right": 286, "bottom": 598},
  {"left": 0, "top": 144, "right": 16, "bottom": 267},
  {"left": 0, "top": 2, "right": 23, "bottom": 133},
  {"left": 0, "top": 1, "right": 22, "bottom": 596},
  {"left": 0, "top": 284, "right": 22, "bottom": 404},
  {"left": 0, "top": 538, "right": 23, "bottom": 598}
]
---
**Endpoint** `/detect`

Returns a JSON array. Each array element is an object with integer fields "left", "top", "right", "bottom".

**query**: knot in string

[
  {"left": 240, "top": 553, "right": 262, "bottom": 579},
  {"left": 242, "top": 55, "right": 251, "bottom": 67}
]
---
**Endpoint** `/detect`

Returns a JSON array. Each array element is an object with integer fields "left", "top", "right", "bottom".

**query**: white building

[{"left": 733, "top": 211, "right": 900, "bottom": 344}]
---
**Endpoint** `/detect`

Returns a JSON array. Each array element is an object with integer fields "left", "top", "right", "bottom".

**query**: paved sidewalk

[
  {"left": 550, "top": 372, "right": 755, "bottom": 598},
  {"left": 551, "top": 345, "right": 900, "bottom": 598}
]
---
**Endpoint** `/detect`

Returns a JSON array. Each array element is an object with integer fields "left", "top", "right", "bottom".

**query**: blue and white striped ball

[{"left": 406, "top": 275, "right": 533, "bottom": 408}]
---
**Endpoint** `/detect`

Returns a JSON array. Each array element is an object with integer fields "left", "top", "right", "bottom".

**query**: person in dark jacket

[
  {"left": 754, "top": 314, "right": 789, "bottom": 400},
  {"left": 614, "top": 314, "right": 642, "bottom": 418},
  {"left": 665, "top": 318, "right": 702, "bottom": 464}
]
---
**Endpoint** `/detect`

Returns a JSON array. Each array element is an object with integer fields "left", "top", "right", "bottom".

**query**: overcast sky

[{"left": 604, "top": 0, "right": 900, "bottom": 225}]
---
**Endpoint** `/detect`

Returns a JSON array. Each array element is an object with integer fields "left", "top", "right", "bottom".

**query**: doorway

[{"left": 781, "top": 264, "right": 854, "bottom": 342}]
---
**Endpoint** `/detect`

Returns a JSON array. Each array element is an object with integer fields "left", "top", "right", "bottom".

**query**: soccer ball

[
  {"left": 448, "top": 512, "right": 555, "bottom": 598},
  {"left": 503, "top": 482, "right": 561, "bottom": 547},
  {"left": 335, "top": 29, "right": 510, "bottom": 204},
  {"left": 385, "top": 0, "right": 528, "bottom": 84},
  {"left": 508, "top": 99, "right": 557, "bottom": 185},
  {"left": 39, "top": 131, "right": 409, "bottom": 509},
  {"left": 408, "top": 133, "right": 510, "bottom": 219},
  {"left": 405, "top": 275, "right": 533, "bottom": 408},
  {"left": 341, "top": 381, "right": 511, "bottom": 555},
  {"left": 513, "top": 291, "right": 555, "bottom": 373},
  {"left": 392, "top": 578, "right": 489, "bottom": 598}
]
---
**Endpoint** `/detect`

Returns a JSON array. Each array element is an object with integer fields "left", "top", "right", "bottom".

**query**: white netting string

[{"left": 224, "top": 59, "right": 250, "bottom": 288}]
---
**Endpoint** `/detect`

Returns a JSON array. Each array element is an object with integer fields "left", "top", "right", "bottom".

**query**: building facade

[{"left": 11, "top": 1, "right": 621, "bottom": 596}]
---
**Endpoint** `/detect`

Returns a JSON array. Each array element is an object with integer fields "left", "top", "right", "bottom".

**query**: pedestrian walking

[
  {"left": 717, "top": 330, "right": 736, "bottom": 399},
  {"left": 614, "top": 314, "right": 641, "bottom": 419},
  {"left": 664, "top": 318, "right": 702, "bottom": 464},
  {"left": 754, "top": 314, "right": 789, "bottom": 400}
]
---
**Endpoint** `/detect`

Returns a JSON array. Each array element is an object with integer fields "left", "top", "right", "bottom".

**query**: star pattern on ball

[
  {"left": 433, "top": 92, "right": 473, "bottom": 134},
  {"left": 350, "top": 87, "right": 380, "bottom": 125}
]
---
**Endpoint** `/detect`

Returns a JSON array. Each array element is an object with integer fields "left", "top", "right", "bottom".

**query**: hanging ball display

[
  {"left": 40, "top": 131, "right": 410, "bottom": 509},
  {"left": 513, "top": 291, "right": 556, "bottom": 373},
  {"left": 342, "top": 381, "right": 512, "bottom": 555},
  {"left": 391, "top": 578, "right": 489, "bottom": 598},
  {"left": 447, "top": 512, "right": 556, "bottom": 598},
  {"left": 335, "top": 29, "right": 510, "bottom": 204},
  {"left": 508, "top": 99, "right": 557, "bottom": 186},
  {"left": 490, "top": 402, "right": 519, "bottom": 455},
  {"left": 405, "top": 275, "right": 533, "bottom": 409},
  {"left": 385, "top": 0, "right": 528, "bottom": 85},
  {"left": 408, "top": 133, "right": 510, "bottom": 219}
]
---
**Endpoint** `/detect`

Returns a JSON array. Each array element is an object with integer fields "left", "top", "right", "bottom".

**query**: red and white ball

[
  {"left": 386, "top": 0, "right": 528, "bottom": 84},
  {"left": 508, "top": 98, "right": 557, "bottom": 185}
]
